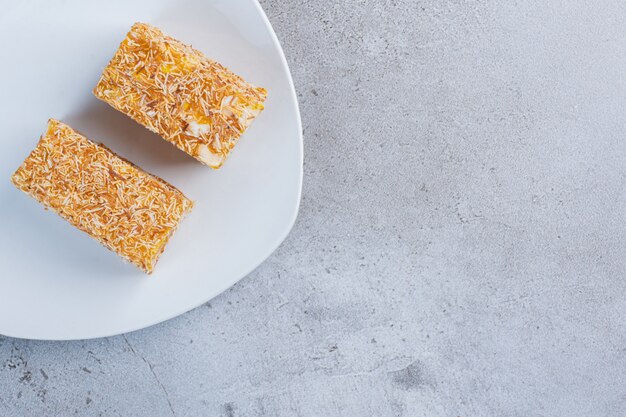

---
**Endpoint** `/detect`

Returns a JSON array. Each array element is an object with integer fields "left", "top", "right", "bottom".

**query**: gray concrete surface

[{"left": 2, "top": 0, "right": 626, "bottom": 415}]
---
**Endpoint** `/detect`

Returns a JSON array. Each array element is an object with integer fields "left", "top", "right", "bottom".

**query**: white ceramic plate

[{"left": 0, "top": 0, "right": 302, "bottom": 340}]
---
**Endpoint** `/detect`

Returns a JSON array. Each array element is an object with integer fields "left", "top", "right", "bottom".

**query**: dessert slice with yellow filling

[
  {"left": 11, "top": 119, "right": 193, "bottom": 273},
  {"left": 94, "top": 22, "right": 267, "bottom": 168}
]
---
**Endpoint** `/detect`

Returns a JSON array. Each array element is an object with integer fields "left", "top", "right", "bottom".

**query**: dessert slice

[
  {"left": 11, "top": 119, "right": 193, "bottom": 273},
  {"left": 94, "top": 22, "right": 267, "bottom": 168}
]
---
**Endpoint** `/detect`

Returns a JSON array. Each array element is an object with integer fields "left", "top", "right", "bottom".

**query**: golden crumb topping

[
  {"left": 94, "top": 22, "right": 267, "bottom": 168},
  {"left": 11, "top": 119, "right": 193, "bottom": 273}
]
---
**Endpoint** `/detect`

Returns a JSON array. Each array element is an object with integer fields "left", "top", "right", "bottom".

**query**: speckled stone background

[{"left": 1, "top": 0, "right": 625, "bottom": 416}]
